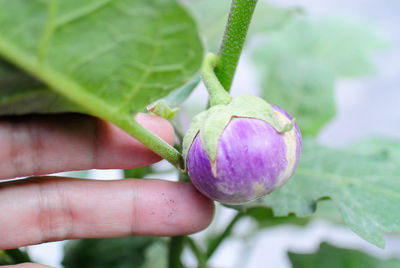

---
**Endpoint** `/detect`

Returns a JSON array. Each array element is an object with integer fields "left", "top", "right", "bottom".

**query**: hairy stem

[
  {"left": 4, "top": 249, "right": 32, "bottom": 264},
  {"left": 206, "top": 212, "right": 244, "bottom": 259},
  {"left": 117, "top": 116, "right": 183, "bottom": 169},
  {"left": 215, "top": 0, "right": 258, "bottom": 91},
  {"left": 201, "top": 53, "right": 232, "bottom": 106},
  {"left": 168, "top": 236, "right": 185, "bottom": 268},
  {"left": 186, "top": 237, "right": 208, "bottom": 268}
]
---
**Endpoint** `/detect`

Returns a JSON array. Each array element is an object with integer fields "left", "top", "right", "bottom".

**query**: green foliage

[
  {"left": 124, "top": 166, "right": 153, "bottom": 179},
  {"left": 183, "top": 0, "right": 302, "bottom": 51},
  {"left": 350, "top": 138, "right": 400, "bottom": 161},
  {"left": 0, "top": 0, "right": 202, "bottom": 115},
  {"left": 232, "top": 139, "right": 400, "bottom": 248},
  {"left": 289, "top": 242, "right": 400, "bottom": 268},
  {"left": 0, "top": 251, "right": 13, "bottom": 265},
  {"left": 244, "top": 207, "right": 310, "bottom": 228},
  {"left": 0, "top": 249, "right": 32, "bottom": 265},
  {"left": 252, "top": 18, "right": 387, "bottom": 136},
  {"left": 62, "top": 237, "right": 163, "bottom": 268},
  {"left": 0, "top": 0, "right": 203, "bottom": 165},
  {"left": 163, "top": 74, "right": 200, "bottom": 107},
  {"left": 0, "top": 59, "right": 79, "bottom": 115}
]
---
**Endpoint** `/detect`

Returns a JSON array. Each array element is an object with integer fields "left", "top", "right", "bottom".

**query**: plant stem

[
  {"left": 206, "top": 212, "right": 244, "bottom": 259},
  {"left": 215, "top": 0, "right": 258, "bottom": 91},
  {"left": 168, "top": 236, "right": 185, "bottom": 268},
  {"left": 201, "top": 53, "right": 232, "bottom": 106},
  {"left": 4, "top": 249, "right": 32, "bottom": 263},
  {"left": 186, "top": 237, "right": 208, "bottom": 268},
  {"left": 118, "top": 116, "right": 183, "bottom": 169}
]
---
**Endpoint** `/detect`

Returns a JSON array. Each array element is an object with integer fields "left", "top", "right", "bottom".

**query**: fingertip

[
  {"left": 131, "top": 180, "right": 214, "bottom": 236},
  {"left": 160, "top": 182, "right": 215, "bottom": 234},
  {"left": 181, "top": 183, "right": 215, "bottom": 233}
]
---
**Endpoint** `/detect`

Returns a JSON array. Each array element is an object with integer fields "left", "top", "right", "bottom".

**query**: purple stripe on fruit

[{"left": 186, "top": 106, "right": 302, "bottom": 204}]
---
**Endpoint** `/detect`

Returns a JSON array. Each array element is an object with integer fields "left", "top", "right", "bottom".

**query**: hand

[{"left": 0, "top": 113, "right": 214, "bottom": 267}]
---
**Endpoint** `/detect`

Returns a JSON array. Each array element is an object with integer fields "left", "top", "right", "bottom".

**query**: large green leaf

[
  {"left": 0, "top": 0, "right": 202, "bottom": 126},
  {"left": 0, "top": 58, "right": 79, "bottom": 115},
  {"left": 232, "top": 139, "right": 400, "bottom": 248},
  {"left": 252, "top": 18, "right": 386, "bottom": 136},
  {"left": 289, "top": 242, "right": 400, "bottom": 268}
]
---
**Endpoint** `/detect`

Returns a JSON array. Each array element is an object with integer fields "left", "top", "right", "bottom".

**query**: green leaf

[
  {"left": 252, "top": 18, "right": 386, "bottom": 136},
  {"left": 253, "top": 50, "right": 336, "bottom": 136},
  {"left": 0, "top": 58, "right": 79, "bottom": 115},
  {"left": 0, "top": 0, "right": 202, "bottom": 114},
  {"left": 244, "top": 207, "right": 310, "bottom": 229},
  {"left": 289, "top": 242, "right": 400, "bottom": 268},
  {"left": 0, "top": 0, "right": 202, "bottom": 165},
  {"left": 163, "top": 74, "right": 200, "bottom": 107},
  {"left": 350, "top": 138, "right": 400, "bottom": 162},
  {"left": 62, "top": 237, "right": 158, "bottom": 268},
  {"left": 0, "top": 0, "right": 200, "bottom": 161},
  {"left": 232, "top": 139, "right": 400, "bottom": 248},
  {"left": 0, "top": 251, "right": 13, "bottom": 265}
]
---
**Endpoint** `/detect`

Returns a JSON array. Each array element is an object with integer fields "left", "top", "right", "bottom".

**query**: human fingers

[
  {"left": 0, "top": 177, "right": 214, "bottom": 250},
  {"left": 0, "top": 113, "right": 174, "bottom": 179}
]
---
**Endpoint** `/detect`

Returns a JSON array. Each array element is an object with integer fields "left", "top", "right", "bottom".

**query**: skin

[
  {"left": 0, "top": 113, "right": 214, "bottom": 267},
  {"left": 187, "top": 106, "right": 302, "bottom": 204}
]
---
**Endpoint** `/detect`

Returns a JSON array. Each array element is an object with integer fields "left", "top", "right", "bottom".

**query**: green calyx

[
  {"left": 182, "top": 95, "right": 295, "bottom": 171},
  {"left": 183, "top": 53, "right": 294, "bottom": 172}
]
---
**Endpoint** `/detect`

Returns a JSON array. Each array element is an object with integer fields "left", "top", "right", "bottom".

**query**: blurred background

[{"left": 23, "top": 0, "right": 400, "bottom": 267}]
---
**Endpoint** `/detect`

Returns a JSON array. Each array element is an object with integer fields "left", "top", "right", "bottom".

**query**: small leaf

[
  {"left": 147, "top": 99, "right": 179, "bottom": 120},
  {"left": 289, "top": 242, "right": 400, "bottom": 268},
  {"left": 232, "top": 139, "right": 400, "bottom": 248}
]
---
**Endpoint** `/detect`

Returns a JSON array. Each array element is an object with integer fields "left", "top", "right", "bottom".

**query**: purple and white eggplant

[{"left": 183, "top": 95, "right": 302, "bottom": 204}]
